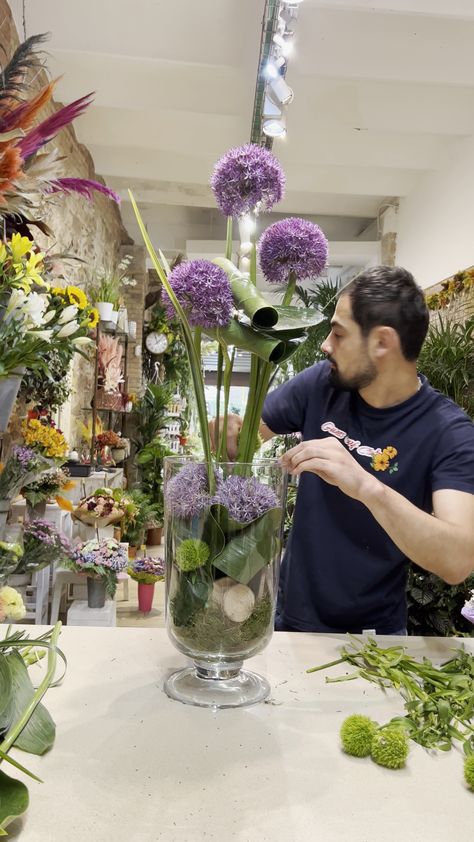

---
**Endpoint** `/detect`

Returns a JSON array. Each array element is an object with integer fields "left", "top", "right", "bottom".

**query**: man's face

[{"left": 320, "top": 293, "right": 377, "bottom": 391}]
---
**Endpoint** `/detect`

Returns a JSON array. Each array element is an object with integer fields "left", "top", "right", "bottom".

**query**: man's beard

[{"left": 327, "top": 358, "right": 377, "bottom": 391}]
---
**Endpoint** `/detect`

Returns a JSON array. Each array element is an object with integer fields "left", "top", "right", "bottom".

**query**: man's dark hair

[{"left": 339, "top": 265, "right": 429, "bottom": 361}]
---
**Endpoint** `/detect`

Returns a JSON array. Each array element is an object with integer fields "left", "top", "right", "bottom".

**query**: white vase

[
  {"left": 97, "top": 302, "right": 114, "bottom": 321},
  {"left": 110, "top": 310, "right": 119, "bottom": 325}
]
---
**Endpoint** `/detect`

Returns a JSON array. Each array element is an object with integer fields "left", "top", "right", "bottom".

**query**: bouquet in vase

[
  {"left": 0, "top": 446, "right": 51, "bottom": 500},
  {"left": 128, "top": 555, "right": 165, "bottom": 585},
  {"left": 65, "top": 539, "right": 127, "bottom": 598},
  {"left": 130, "top": 143, "right": 328, "bottom": 705},
  {"left": 21, "top": 467, "right": 75, "bottom": 511},
  {"left": 14, "top": 519, "right": 75, "bottom": 574}
]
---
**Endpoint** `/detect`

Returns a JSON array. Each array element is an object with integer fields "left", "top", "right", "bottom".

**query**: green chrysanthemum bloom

[
  {"left": 464, "top": 755, "right": 474, "bottom": 791},
  {"left": 175, "top": 539, "right": 210, "bottom": 572},
  {"left": 371, "top": 727, "right": 409, "bottom": 770},
  {"left": 340, "top": 714, "right": 378, "bottom": 758}
]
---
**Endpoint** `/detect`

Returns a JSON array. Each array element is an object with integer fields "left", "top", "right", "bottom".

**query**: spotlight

[
  {"left": 263, "top": 94, "right": 282, "bottom": 119},
  {"left": 273, "top": 31, "right": 294, "bottom": 58},
  {"left": 262, "top": 117, "right": 287, "bottom": 138},
  {"left": 264, "top": 55, "right": 286, "bottom": 79},
  {"left": 269, "top": 75, "right": 294, "bottom": 105}
]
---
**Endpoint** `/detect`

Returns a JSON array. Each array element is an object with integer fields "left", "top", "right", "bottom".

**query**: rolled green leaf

[
  {"left": 206, "top": 319, "right": 289, "bottom": 364},
  {"left": 0, "top": 652, "right": 55, "bottom": 755},
  {"left": 270, "top": 305, "right": 325, "bottom": 333},
  {"left": 213, "top": 257, "right": 278, "bottom": 329}
]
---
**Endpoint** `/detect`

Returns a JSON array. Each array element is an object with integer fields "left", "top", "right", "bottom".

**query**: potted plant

[
  {"left": 64, "top": 538, "right": 128, "bottom": 608},
  {"left": 127, "top": 555, "right": 165, "bottom": 613},
  {"left": 135, "top": 437, "right": 174, "bottom": 544},
  {"left": 0, "top": 445, "right": 50, "bottom": 538},
  {"left": 21, "top": 466, "right": 75, "bottom": 520},
  {"left": 89, "top": 255, "right": 136, "bottom": 323},
  {"left": 118, "top": 490, "right": 158, "bottom": 557}
]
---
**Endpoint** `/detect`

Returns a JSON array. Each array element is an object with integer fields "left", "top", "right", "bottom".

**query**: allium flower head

[
  {"left": 211, "top": 144, "right": 285, "bottom": 217},
  {"left": 213, "top": 475, "right": 279, "bottom": 523},
  {"left": 258, "top": 217, "right": 328, "bottom": 284},
  {"left": 461, "top": 590, "right": 474, "bottom": 625},
  {"left": 163, "top": 260, "right": 233, "bottom": 329},
  {"left": 166, "top": 462, "right": 213, "bottom": 519}
]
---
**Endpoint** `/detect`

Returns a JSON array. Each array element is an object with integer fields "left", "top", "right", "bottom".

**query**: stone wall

[{"left": 0, "top": 2, "right": 147, "bottom": 446}]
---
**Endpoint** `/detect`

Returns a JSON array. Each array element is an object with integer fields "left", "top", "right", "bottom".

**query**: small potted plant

[
  {"left": 119, "top": 490, "right": 157, "bottom": 557},
  {"left": 64, "top": 538, "right": 128, "bottom": 608},
  {"left": 21, "top": 467, "right": 75, "bottom": 520},
  {"left": 89, "top": 255, "right": 136, "bottom": 323},
  {"left": 127, "top": 555, "right": 165, "bottom": 613},
  {"left": 0, "top": 445, "right": 50, "bottom": 537}
]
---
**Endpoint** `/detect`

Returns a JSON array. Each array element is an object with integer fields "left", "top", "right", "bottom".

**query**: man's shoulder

[{"left": 290, "top": 360, "right": 331, "bottom": 389}]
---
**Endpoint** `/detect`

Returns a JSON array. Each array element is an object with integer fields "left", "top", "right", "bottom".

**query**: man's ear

[{"left": 368, "top": 326, "right": 400, "bottom": 359}]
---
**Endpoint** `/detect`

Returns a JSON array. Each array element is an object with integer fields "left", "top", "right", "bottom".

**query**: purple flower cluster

[
  {"left": 166, "top": 462, "right": 213, "bottom": 519},
  {"left": 0, "top": 446, "right": 48, "bottom": 499},
  {"left": 461, "top": 592, "right": 474, "bottom": 625},
  {"left": 162, "top": 260, "right": 233, "bottom": 329},
  {"left": 12, "top": 445, "right": 38, "bottom": 469},
  {"left": 258, "top": 217, "right": 329, "bottom": 284},
  {"left": 211, "top": 144, "right": 285, "bottom": 217},
  {"left": 213, "top": 475, "right": 279, "bottom": 523},
  {"left": 76, "top": 539, "right": 128, "bottom": 573},
  {"left": 128, "top": 556, "right": 165, "bottom": 583},
  {"left": 20, "top": 518, "right": 74, "bottom": 573}
]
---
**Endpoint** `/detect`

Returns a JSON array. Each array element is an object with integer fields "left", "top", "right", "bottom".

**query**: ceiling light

[
  {"left": 269, "top": 75, "right": 294, "bottom": 105},
  {"left": 264, "top": 55, "right": 286, "bottom": 79},
  {"left": 262, "top": 117, "right": 287, "bottom": 138},
  {"left": 273, "top": 32, "right": 294, "bottom": 58},
  {"left": 263, "top": 94, "right": 282, "bottom": 119}
]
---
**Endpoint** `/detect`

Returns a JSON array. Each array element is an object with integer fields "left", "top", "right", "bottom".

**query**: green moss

[
  {"left": 464, "top": 755, "right": 474, "bottom": 791},
  {"left": 371, "top": 728, "right": 409, "bottom": 770},
  {"left": 172, "top": 593, "right": 273, "bottom": 653},
  {"left": 340, "top": 715, "right": 378, "bottom": 758}
]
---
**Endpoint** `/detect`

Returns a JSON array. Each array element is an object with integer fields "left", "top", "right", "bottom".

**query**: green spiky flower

[
  {"left": 340, "top": 714, "right": 378, "bottom": 758},
  {"left": 371, "top": 727, "right": 409, "bottom": 770},
  {"left": 175, "top": 539, "right": 210, "bottom": 572},
  {"left": 464, "top": 755, "right": 474, "bottom": 791}
]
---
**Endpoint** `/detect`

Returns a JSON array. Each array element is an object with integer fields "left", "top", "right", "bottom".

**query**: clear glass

[{"left": 163, "top": 456, "right": 287, "bottom": 708}]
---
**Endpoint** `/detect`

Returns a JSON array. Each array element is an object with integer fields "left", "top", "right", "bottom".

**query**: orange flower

[
  {"left": 55, "top": 495, "right": 74, "bottom": 512},
  {"left": 383, "top": 446, "right": 397, "bottom": 459},
  {"left": 372, "top": 452, "right": 390, "bottom": 472}
]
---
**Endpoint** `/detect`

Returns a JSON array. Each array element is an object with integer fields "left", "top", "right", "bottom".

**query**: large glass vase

[{"left": 163, "top": 456, "right": 287, "bottom": 708}]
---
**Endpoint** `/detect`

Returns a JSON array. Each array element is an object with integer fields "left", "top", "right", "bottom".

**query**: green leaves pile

[
  {"left": 0, "top": 623, "right": 65, "bottom": 835},
  {"left": 308, "top": 636, "right": 474, "bottom": 790}
]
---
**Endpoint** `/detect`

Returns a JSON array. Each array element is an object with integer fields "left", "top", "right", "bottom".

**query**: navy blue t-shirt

[{"left": 262, "top": 360, "right": 474, "bottom": 634}]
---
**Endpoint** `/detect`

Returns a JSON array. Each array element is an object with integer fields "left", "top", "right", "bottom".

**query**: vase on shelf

[
  {"left": 26, "top": 500, "right": 47, "bottom": 522},
  {"left": 0, "top": 368, "right": 25, "bottom": 434},
  {"left": 138, "top": 582, "right": 155, "bottom": 613},
  {"left": 163, "top": 456, "right": 287, "bottom": 709},
  {"left": 87, "top": 576, "right": 106, "bottom": 609},
  {"left": 111, "top": 447, "right": 126, "bottom": 464},
  {"left": 96, "top": 302, "right": 114, "bottom": 322}
]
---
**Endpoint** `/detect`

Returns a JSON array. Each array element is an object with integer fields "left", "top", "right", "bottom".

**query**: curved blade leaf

[
  {"left": 0, "top": 655, "right": 12, "bottom": 720},
  {"left": 0, "top": 769, "right": 29, "bottom": 834},
  {"left": 206, "top": 319, "right": 287, "bottom": 363},
  {"left": 213, "top": 507, "right": 282, "bottom": 584},
  {"left": 0, "top": 652, "right": 55, "bottom": 755}
]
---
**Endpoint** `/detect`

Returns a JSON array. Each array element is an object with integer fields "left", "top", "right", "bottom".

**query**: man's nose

[{"left": 321, "top": 335, "right": 331, "bottom": 355}]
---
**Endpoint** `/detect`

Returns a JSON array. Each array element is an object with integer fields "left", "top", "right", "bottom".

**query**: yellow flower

[
  {"left": 67, "top": 285, "right": 88, "bottom": 309},
  {"left": 383, "top": 446, "right": 397, "bottom": 459},
  {"left": 87, "top": 307, "right": 99, "bottom": 328},
  {"left": 10, "top": 232, "right": 33, "bottom": 263},
  {"left": 0, "top": 586, "right": 26, "bottom": 621},
  {"left": 24, "top": 251, "right": 46, "bottom": 286},
  {"left": 372, "top": 452, "right": 390, "bottom": 472},
  {"left": 52, "top": 286, "right": 66, "bottom": 296},
  {"left": 21, "top": 418, "right": 68, "bottom": 459},
  {"left": 0, "top": 243, "right": 7, "bottom": 263}
]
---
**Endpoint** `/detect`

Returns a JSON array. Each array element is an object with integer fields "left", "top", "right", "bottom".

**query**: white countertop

[{"left": 6, "top": 627, "right": 473, "bottom": 842}]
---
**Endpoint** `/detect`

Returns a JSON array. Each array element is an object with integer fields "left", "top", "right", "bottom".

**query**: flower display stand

[{"left": 67, "top": 599, "right": 116, "bottom": 627}]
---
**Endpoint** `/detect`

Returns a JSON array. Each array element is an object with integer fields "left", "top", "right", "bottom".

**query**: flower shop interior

[{"left": 0, "top": 0, "right": 473, "bottom": 838}]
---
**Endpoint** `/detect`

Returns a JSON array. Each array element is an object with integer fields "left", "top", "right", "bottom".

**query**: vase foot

[{"left": 164, "top": 661, "right": 270, "bottom": 709}]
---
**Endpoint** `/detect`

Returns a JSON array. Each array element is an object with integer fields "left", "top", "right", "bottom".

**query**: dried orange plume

[
  {"left": 1, "top": 79, "right": 58, "bottom": 136},
  {"left": 0, "top": 146, "right": 23, "bottom": 197}
]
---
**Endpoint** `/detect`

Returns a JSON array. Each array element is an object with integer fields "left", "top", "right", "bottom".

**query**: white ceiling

[{"left": 9, "top": 0, "right": 474, "bottom": 250}]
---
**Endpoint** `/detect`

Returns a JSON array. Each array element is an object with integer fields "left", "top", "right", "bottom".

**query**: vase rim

[{"left": 163, "top": 455, "right": 282, "bottom": 467}]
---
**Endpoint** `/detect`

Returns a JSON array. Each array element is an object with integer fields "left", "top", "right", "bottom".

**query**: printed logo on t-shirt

[{"left": 321, "top": 421, "right": 399, "bottom": 474}]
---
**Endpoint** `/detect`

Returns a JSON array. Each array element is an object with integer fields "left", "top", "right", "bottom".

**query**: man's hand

[
  {"left": 209, "top": 413, "right": 243, "bottom": 460},
  {"left": 280, "top": 437, "right": 378, "bottom": 502}
]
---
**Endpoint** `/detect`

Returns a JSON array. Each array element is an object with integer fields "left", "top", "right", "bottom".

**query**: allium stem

[
  {"left": 282, "top": 270, "right": 297, "bottom": 307},
  {"left": 250, "top": 219, "right": 257, "bottom": 286},
  {"left": 215, "top": 344, "right": 223, "bottom": 458},
  {"left": 225, "top": 216, "right": 233, "bottom": 261},
  {"left": 217, "top": 343, "right": 235, "bottom": 463}
]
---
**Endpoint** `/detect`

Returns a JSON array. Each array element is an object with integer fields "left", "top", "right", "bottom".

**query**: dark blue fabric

[{"left": 263, "top": 361, "right": 474, "bottom": 634}]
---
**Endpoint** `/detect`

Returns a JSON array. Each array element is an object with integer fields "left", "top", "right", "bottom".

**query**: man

[{"left": 219, "top": 266, "right": 474, "bottom": 634}]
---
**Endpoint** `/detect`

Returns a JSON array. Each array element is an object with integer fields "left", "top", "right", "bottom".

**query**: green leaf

[
  {"left": 170, "top": 570, "right": 212, "bottom": 627},
  {"left": 0, "top": 769, "right": 29, "bottom": 834},
  {"left": 410, "top": 587, "right": 435, "bottom": 606},
  {"left": 0, "top": 656, "right": 12, "bottom": 721},
  {"left": 213, "top": 507, "right": 282, "bottom": 584},
  {"left": 0, "top": 653, "right": 55, "bottom": 755},
  {"left": 205, "top": 319, "right": 288, "bottom": 363},
  {"left": 213, "top": 258, "right": 278, "bottom": 329},
  {"left": 269, "top": 305, "right": 325, "bottom": 334}
]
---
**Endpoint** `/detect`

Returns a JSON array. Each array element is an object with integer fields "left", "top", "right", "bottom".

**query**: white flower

[
  {"left": 57, "top": 320, "right": 80, "bottom": 338},
  {"left": 24, "top": 292, "right": 49, "bottom": 327},
  {"left": 0, "top": 586, "right": 26, "bottom": 621},
  {"left": 42, "top": 309, "right": 57, "bottom": 324},
  {"left": 5, "top": 288, "right": 27, "bottom": 319},
  {"left": 27, "top": 329, "right": 53, "bottom": 341},
  {"left": 73, "top": 336, "right": 94, "bottom": 348},
  {"left": 58, "top": 304, "right": 78, "bottom": 324}
]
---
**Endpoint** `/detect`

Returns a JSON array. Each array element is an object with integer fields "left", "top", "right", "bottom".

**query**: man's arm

[
  {"left": 280, "top": 437, "right": 474, "bottom": 584},
  {"left": 209, "top": 414, "right": 275, "bottom": 460}
]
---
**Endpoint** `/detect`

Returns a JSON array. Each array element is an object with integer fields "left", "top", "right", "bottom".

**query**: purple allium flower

[
  {"left": 12, "top": 445, "right": 38, "bottom": 469},
  {"left": 211, "top": 144, "right": 285, "bottom": 217},
  {"left": 162, "top": 260, "right": 233, "bottom": 329},
  {"left": 258, "top": 217, "right": 329, "bottom": 284},
  {"left": 213, "top": 476, "right": 279, "bottom": 523},
  {"left": 461, "top": 592, "right": 474, "bottom": 625},
  {"left": 166, "top": 463, "right": 213, "bottom": 519}
]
